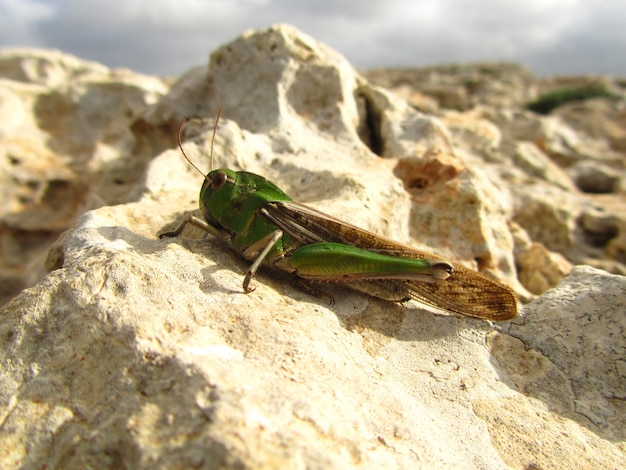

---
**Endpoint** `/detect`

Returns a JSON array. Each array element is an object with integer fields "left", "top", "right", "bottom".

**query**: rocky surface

[
  {"left": 1, "top": 24, "right": 625, "bottom": 469},
  {"left": 0, "top": 48, "right": 169, "bottom": 305}
]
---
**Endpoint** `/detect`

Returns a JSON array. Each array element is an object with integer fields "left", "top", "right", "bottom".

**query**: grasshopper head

[{"left": 199, "top": 169, "right": 238, "bottom": 231}]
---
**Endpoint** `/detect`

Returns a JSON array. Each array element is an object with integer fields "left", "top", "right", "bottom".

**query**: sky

[{"left": 1, "top": 0, "right": 624, "bottom": 78}]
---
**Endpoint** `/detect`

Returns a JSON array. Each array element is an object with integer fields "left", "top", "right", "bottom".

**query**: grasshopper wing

[{"left": 262, "top": 201, "right": 518, "bottom": 321}]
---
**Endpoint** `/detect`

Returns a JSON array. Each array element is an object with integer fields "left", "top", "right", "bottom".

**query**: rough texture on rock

[
  {"left": 0, "top": 48, "right": 169, "bottom": 305},
  {"left": 1, "top": 24, "right": 625, "bottom": 469}
]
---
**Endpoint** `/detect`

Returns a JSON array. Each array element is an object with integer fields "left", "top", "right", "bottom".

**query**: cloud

[
  {"left": 0, "top": 0, "right": 624, "bottom": 77},
  {"left": 0, "top": 0, "right": 55, "bottom": 45},
  {"left": 522, "top": 1, "right": 626, "bottom": 75}
]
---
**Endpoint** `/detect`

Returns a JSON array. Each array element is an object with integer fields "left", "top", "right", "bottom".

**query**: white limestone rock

[
  {"left": 1, "top": 24, "right": 625, "bottom": 469},
  {"left": 500, "top": 265, "right": 626, "bottom": 442},
  {"left": 516, "top": 242, "right": 573, "bottom": 294},
  {"left": 1, "top": 201, "right": 624, "bottom": 469},
  {"left": 0, "top": 48, "right": 169, "bottom": 304}
]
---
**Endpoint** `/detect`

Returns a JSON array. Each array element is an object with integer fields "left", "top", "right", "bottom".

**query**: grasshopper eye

[{"left": 211, "top": 171, "right": 228, "bottom": 190}]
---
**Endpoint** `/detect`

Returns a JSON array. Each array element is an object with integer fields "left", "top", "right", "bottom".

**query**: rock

[
  {"left": 533, "top": 116, "right": 603, "bottom": 167},
  {"left": 0, "top": 47, "right": 110, "bottom": 86},
  {"left": 498, "top": 266, "right": 626, "bottom": 442},
  {"left": 1, "top": 23, "right": 626, "bottom": 468},
  {"left": 368, "top": 67, "right": 626, "bottom": 273},
  {"left": 0, "top": 48, "right": 169, "bottom": 304},
  {"left": 1, "top": 202, "right": 623, "bottom": 469},
  {"left": 578, "top": 206, "right": 620, "bottom": 248},
  {"left": 516, "top": 242, "right": 573, "bottom": 294},
  {"left": 363, "top": 63, "right": 538, "bottom": 110},
  {"left": 606, "top": 220, "right": 626, "bottom": 266},
  {"left": 511, "top": 183, "right": 586, "bottom": 259},
  {"left": 569, "top": 160, "right": 623, "bottom": 194},
  {"left": 505, "top": 141, "right": 576, "bottom": 190},
  {"left": 440, "top": 107, "right": 503, "bottom": 160},
  {"left": 576, "top": 203, "right": 626, "bottom": 274},
  {"left": 548, "top": 78, "right": 626, "bottom": 153}
]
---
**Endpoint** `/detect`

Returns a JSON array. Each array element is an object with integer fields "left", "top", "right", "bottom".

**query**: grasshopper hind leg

[
  {"left": 343, "top": 280, "right": 412, "bottom": 303},
  {"left": 297, "top": 280, "right": 336, "bottom": 305},
  {"left": 295, "top": 280, "right": 409, "bottom": 306}
]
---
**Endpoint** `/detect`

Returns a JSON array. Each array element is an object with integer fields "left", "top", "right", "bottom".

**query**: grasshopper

[{"left": 160, "top": 111, "right": 518, "bottom": 321}]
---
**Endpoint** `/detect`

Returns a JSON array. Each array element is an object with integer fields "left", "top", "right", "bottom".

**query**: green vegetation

[{"left": 527, "top": 85, "right": 614, "bottom": 114}]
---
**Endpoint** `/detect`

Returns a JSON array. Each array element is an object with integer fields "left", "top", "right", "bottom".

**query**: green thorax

[{"left": 200, "top": 169, "right": 293, "bottom": 252}]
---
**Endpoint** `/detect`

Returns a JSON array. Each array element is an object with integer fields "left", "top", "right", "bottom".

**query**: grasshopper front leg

[
  {"left": 159, "top": 213, "right": 222, "bottom": 239},
  {"left": 160, "top": 214, "right": 284, "bottom": 294}
]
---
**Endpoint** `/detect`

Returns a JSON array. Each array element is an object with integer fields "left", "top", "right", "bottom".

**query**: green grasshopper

[{"left": 160, "top": 111, "right": 518, "bottom": 321}]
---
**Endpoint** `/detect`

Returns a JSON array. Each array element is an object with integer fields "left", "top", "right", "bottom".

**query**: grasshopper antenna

[
  {"left": 209, "top": 106, "right": 222, "bottom": 171},
  {"left": 176, "top": 107, "right": 223, "bottom": 177}
]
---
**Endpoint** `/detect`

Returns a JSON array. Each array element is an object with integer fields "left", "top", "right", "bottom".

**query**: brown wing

[{"left": 262, "top": 201, "right": 518, "bottom": 321}]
